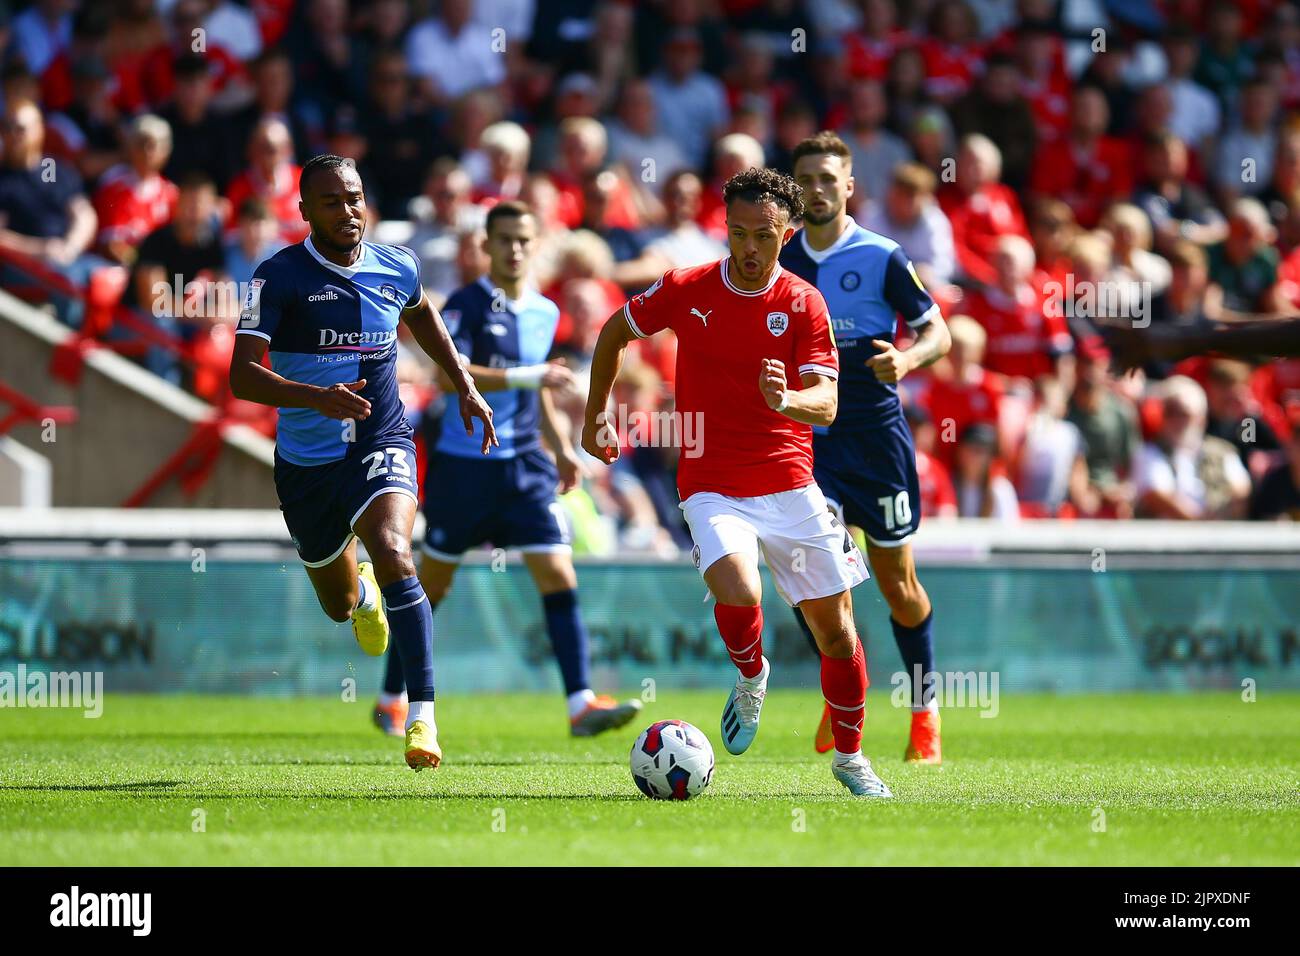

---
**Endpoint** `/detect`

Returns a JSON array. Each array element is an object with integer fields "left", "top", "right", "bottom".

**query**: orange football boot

[
  {"left": 814, "top": 702, "right": 835, "bottom": 754},
  {"left": 570, "top": 695, "right": 643, "bottom": 737},
  {"left": 372, "top": 697, "right": 408, "bottom": 738},
  {"left": 904, "top": 709, "right": 942, "bottom": 764}
]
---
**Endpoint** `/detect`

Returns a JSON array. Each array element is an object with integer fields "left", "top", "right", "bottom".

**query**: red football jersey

[
  {"left": 939, "top": 183, "right": 1029, "bottom": 286},
  {"left": 93, "top": 166, "right": 179, "bottom": 249},
  {"left": 966, "top": 285, "right": 1072, "bottom": 381},
  {"left": 925, "top": 366, "right": 1005, "bottom": 468},
  {"left": 226, "top": 164, "right": 308, "bottom": 244},
  {"left": 916, "top": 449, "right": 958, "bottom": 518},
  {"left": 1029, "top": 138, "right": 1135, "bottom": 229},
  {"left": 623, "top": 259, "right": 838, "bottom": 500}
]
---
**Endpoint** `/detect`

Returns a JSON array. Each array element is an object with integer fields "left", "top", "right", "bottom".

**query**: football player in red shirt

[{"left": 581, "top": 168, "right": 892, "bottom": 798}]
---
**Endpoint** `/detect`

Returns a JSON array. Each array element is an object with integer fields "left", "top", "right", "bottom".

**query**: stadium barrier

[
  {"left": 0, "top": 288, "right": 277, "bottom": 508},
  {"left": 1, "top": 509, "right": 1297, "bottom": 697}
]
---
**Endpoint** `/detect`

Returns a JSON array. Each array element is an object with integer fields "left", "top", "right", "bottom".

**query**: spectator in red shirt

[
  {"left": 93, "top": 113, "right": 178, "bottom": 265},
  {"left": 1011, "top": 20, "right": 1071, "bottom": 147},
  {"left": 724, "top": 32, "right": 793, "bottom": 140},
  {"left": 697, "top": 132, "right": 766, "bottom": 241},
  {"left": 136, "top": 0, "right": 248, "bottom": 111},
  {"left": 225, "top": 117, "right": 307, "bottom": 244},
  {"left": 925, "top": 313, "right": 1006, "bottom": 468},
  {"left": 905, "top": 403, "right": 958, "bottom": 518},
  {"left": 939, "top": 133, "right": 1029, "bottom": 285},
  {"left": 844, "top": 0, "right": 914, "bottom": 81},
  {"left": 965, "top": 234, "right": 1074, "bottom": 387},
  {"left": 1030, "top": 86, "right": 1134, "bottom": 228},
  {"left": 548, "top": 117, "right": 645, "bottom": 231},
  {"left": 40, "top": 3, "right": 139, "bottom": 116},
  {"left": 100, "top": 0, "right": 167, "bottom": 115},
  {"left": 919, "top": 0, "right": 984, "bottom": 103},
  {"left": 1027, "top": 197, "right": 1077, "bottom": 306}
]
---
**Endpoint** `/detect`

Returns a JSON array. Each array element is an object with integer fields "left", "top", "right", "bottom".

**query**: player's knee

[
  {"left": 816, "top": 623, "right": 857, "bottom": 658},
  {"left": 711, "top": 582, "right": 761, "bottom": 606},
  {"left": 369, "top": 536, "right": 416, "bottom": 582}
]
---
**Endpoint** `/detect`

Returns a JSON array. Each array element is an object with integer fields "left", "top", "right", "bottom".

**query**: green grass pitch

[{"left": 1, "top": 690, "right": 1297, "bottom": 866}]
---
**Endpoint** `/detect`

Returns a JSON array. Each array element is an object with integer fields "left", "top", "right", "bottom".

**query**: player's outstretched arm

[
  {"left": 1104, "top": 316, "right": 1300, "bottom": 371},
  {"left": 759, "top": 359, "right": 838, "bottom": 427},
  {"left": 229, "top": 333, "right": 372, "bottom": 420},
  {"left": 581, "top": 308, "right": 640, "bottom": 464},
  {"left": 401, "top": 290, "right": 498, "bottom": 453},
  {"left": 441, "top": 359, "right": 575, "bottom": 394}
]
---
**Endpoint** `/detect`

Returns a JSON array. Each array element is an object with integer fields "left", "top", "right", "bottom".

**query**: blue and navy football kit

[
  {"left": 421, "top": 277, "right": 570, "bottom": 561},
  {"left": 237, "top": 235, "right": 423, "bottom": 565},
  {"left": 780, "top": 224, "right": 940, "bottom": 546}
]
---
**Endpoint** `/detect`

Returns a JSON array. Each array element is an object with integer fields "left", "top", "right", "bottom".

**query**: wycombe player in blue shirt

[
  {"left": 229, "top": 155, "right": 496, "bottom": 773},
  {"left": 372, "top": 200, "right": 643, "bottom": 739},
  {"left": 781, "top": 132, "right": 952, "bottom": 764}
]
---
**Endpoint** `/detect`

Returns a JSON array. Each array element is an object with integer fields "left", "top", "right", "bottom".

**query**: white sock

[
  {"left": 739, "top": 656, "right": 770, "bottom": 689},
  {"left": 378, "top": 691, "right": 406, "bottom": 707},
  {"left": 407, "top": 699, "right": 436, "bottom": 731},
  {"left": 912, "top": 699, "right": 939, "bottom": 715},
  {"left": 356, "top": 576, "right": 377, "bottom": 612},
  {"left": 567, "top": 689, "right": 596, "bottom": 719},
  {"left": 834, "top": 748, "right": 862, "bottom": 764}
]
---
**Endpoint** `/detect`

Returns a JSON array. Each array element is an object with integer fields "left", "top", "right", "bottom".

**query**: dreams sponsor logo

[{"left": 318, "top": 328, "right": 398, "bottom": 349}]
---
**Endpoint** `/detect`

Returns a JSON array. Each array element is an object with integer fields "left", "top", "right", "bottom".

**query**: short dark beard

[
  {"left": 802, "top": 205, "right": 840, "bottom": 227},
  {"left": 312, "top": 227, "right": 363, "bottom": 257}
]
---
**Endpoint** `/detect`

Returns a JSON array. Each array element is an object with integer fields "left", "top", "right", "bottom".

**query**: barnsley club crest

[{"left": 766, "top": 311, "right": 788, "bottom": 337}]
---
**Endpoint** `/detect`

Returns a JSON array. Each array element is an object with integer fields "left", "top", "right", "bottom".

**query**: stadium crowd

[{"left": 2, "top": 0, "right": 1300, "bottom": 551}]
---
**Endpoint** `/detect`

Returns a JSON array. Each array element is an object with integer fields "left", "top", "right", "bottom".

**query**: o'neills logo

[
  {"left": 308, "top": 289, "right": 339, "bottom": 302},
  {"left": 318, "top": 328, "right": 398, "bottom": 348}
]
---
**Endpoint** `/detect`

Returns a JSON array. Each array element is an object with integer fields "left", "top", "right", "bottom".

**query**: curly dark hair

[{"left": 722, "top": 166, "right": 804, "bottom": 221}]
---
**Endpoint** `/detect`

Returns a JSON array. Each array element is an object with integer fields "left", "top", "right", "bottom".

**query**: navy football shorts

[
  {"left": 421, "top": 446, "right": 570, "bottom": 562},
  {"left": 813, "top": 415, "right": 922, "bottom": 548},
  {"left": 274, "top": 435, "right": 419, "bottom": 567}
]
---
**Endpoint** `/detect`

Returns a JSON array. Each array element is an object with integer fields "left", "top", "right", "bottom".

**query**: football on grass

[{"left": 629, "top": 719, "right": 715, "bottom": 800}]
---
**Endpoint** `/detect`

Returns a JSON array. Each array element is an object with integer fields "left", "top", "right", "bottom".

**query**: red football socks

[
  {"left": 714, "top": 603, "right": 765, "bottom": 679},
  {"left": 821, "top": 637, "right": 868, "bottom": 754}
]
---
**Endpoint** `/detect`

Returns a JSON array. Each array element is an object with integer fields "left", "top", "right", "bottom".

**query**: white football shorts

[{"left": 680, "top": 484, "right": 869, "bottom": 607}]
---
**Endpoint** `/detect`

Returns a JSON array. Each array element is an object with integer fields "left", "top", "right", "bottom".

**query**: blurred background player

[
  {"left": 373, "top": 199, "right": 643, "bottom": 739},
  {"left": 229, "top": 155, "right": 495, "bottom": 772},
  {"left": 581, "top": 168, "right": 892, "bottom": 798},
  {"left": 783, "top": 132, "right": 951, "bottom": 764}
]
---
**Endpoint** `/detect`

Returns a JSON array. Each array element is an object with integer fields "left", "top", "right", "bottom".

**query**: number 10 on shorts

[{"left": 877, "top": 491, "right": 912, "bottom": 531}]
